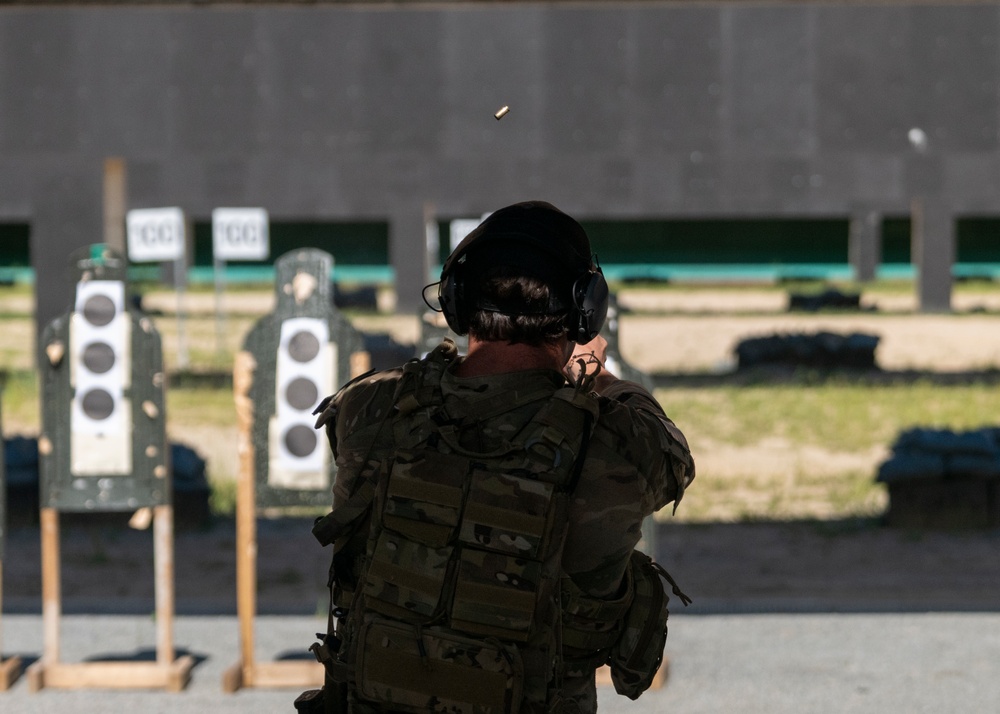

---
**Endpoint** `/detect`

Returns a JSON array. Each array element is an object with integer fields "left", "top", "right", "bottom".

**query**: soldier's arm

[
  {"left": 567, "top": 337, "right": 696, "bottom": 511},
  {"left": 313, "top": 368, "right": 401, "bottom": 505}
]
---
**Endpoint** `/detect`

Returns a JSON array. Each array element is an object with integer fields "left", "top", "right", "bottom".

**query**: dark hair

[{"left": 466, "top": 266, "right": 569, "bottom": 346}]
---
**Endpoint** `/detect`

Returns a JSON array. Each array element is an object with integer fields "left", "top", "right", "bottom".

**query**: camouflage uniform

[{"left": 317, "top": 342, "right": 695, "bottom": 714}]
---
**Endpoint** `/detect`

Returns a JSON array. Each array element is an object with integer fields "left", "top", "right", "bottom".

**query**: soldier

[{"left": 301, "top": 201, "right": 695, "bottom": 714}]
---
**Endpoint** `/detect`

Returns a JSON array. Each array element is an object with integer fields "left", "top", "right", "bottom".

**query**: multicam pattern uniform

[{"left": 315, "top": 342, "right": 695, "bottom": 714}]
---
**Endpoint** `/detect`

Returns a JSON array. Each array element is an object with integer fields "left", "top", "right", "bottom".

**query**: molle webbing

[
  {"left": 361, "top": 398, "right": 593, "bottom": 642},
  {"left": 317, "top": 343, "right": 607, "bottom": 714},
  {"left": 358, "top": 351, "right": 600, "bottom": 647},
  {"left": 354, "top": 619, "right": 522, "bottom": 714}
]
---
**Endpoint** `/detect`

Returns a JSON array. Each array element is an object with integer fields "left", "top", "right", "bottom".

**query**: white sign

[
  {"left": 126, "top": 207, "right": 186, "bottom": 262},
  {"left": 212, "top": 207, "right": 270, "bottom": 261},
  {"left": 449, "top": 213, "right": 492, "bottom": 251},
  {"left": 449, "top": 219, "right": 482, "bottom": 252}
]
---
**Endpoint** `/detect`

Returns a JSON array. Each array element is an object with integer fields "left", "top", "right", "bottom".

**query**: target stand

[
  {"left": 0, "top": 631, "right": 20, "bottom": 691},
  {"left": 26, "top": 506, "right": 194, "bottom": 692},
  {"left": 223, "top": 249, "right": 369, "bottom": 692},
  {"left": 27, "top": 245, "right": 194, "bottom": 692},
  {"left": 221, "top": 358, "right": 326, "bottom": 692},
  {"left": 0, "top": 564, "right": 22, "bottom": 691}
]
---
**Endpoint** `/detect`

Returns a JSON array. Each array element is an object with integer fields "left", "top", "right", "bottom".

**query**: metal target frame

[{"left": 223, "top": 248, "right": 370, "bottom": 692}]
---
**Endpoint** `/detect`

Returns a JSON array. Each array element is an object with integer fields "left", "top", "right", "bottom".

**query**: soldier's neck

[{"left": 455, "top": 337, "right": 571, "bottom": 378}]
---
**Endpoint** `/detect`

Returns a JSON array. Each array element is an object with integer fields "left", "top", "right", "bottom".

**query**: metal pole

[
  {"left": 175, "top": 254, "right": 189, "bottom": 370},
  {"left": 214, "top": 256, "right": 227, "bottom": 356}
]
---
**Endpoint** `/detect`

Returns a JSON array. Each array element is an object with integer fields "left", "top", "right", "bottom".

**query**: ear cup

[
  {"left": 438, "top": 201, "right": 605, "bottom": 341},
  {"left": 438, "top": 259, "right": 468, "bottom": 335},
  {"left": 569, "top": 268, "right": 610, "bottom": 343},
  {"left": 444, "top": 257, "right": 608, "bottom": 342}
]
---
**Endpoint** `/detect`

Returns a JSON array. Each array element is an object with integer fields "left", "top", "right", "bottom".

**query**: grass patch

[
  {"left": 1, "top": 369, "right": 41, "bottom": 433},
  {"left": 166, "top": 386, "right": 236, "bottom": 428},
  {"left": 666, "top": 467, "right": 888, "bottom": 523},
  {"left": 657, "top": 380, "right": 1000, "bottom": 453},
  {"left": 208, "top": 477, "right": 238, "bottom": 516},
  {"left": 3, "top": 277, "right": 999, "bottom": 524},
  {"left": 0, "top": 371, "right": 236, "bottom": 433},
  {"left": 150, "top": 314, "right": 259, "bottom": 373},
  {"left": 656, "top": 380, "right": 1000, "bottom": 521}
]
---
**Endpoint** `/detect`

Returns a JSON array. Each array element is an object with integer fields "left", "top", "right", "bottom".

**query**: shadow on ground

[
  {"left": 661, "top": 517, "right": 1000, "bottom": 614},
  {"left": 5, "top": 516, "right": 999, "bottom": 617}
]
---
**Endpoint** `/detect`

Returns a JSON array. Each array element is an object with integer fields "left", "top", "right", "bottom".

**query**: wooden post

[
  {"left": 0, "top": 564, "right": 24, "bottom": 690},
  {"left": 26, "top": 507, "right": 61, "bottom": 691},
  {"left": 102, "top": 157, "right": 127, "bottom": 256},
  {"left": 154, "top": 505, "right": 175, "bottom": 669},
  {"left": 25, "top": 507, "right": 194, "bottom": 692},
  {"left": 223, "top": 350, "right": 325, "bottom": 692}
]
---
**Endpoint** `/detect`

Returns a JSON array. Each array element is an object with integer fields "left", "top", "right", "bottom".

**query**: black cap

[
  {"left": 435, "top": 201, "right": 605, "bottom": 335},
  {"left": 442, "top": 201, "right": 594, "bottom": 291}
]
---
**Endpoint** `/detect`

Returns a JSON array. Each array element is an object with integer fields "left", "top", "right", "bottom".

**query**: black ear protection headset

[{"left": 433, "top": 202, "right": 609, "bottom": 344}]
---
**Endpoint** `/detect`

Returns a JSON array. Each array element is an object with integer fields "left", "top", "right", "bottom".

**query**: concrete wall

[{"left": 3, "top": 2, "right": 998, "bottom": 328}]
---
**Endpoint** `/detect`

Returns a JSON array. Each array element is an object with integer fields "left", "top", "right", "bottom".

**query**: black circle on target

[
  {"left": 82, "top": 341, "right": 116, "bottom": 374},
  {"left": 286, "top": 377, "right": 319, "bottom": 411},
  {"left": 82, "top": 294, "right": 117, "bottom": 326},
  {"left": 288, "top": 330, "right": 320, "bottom": 363},
  {"left": 284, "top": 424, "right": 318, "bottom": 457},
  {"left": 81, "top": 388, "right": 115, "bottom": 420}
]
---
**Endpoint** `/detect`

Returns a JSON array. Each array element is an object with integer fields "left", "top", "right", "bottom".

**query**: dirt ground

[
  {"left": 4, "top": 285, "right": 1000, "bottom": 614},
  {"left": 5, "top": 515, "right": 998, "bottom": 615}
]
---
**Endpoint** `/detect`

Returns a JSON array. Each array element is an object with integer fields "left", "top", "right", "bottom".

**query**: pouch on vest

[
  {"left": 559, "top": 570, "right": 632, "bottom": 658},
  {"left": 355, "top": 616, "right": 523, "bottom": 714},
  {"left": 607, "top": 549, "right": 690, "bottom": 700},
  {"left": 361, "top": 449, "right": 468, "bottom": 622},
  {"left": 451, "top": 468, "right": 560, "bottom": 641}
]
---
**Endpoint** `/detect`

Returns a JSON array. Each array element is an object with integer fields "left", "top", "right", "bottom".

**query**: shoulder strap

[
  {"left": 311, "top": 476, "right": 377, "bottom": 547},
  {"left": 311, "top": 340, "right": 460, "bottom": 547},
  {"left": 393, "top": 339, "right": 458, "bottom": 414}
]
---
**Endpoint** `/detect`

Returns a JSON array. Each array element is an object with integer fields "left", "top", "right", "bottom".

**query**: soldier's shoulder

[
  {"left": 337, "top": 365, "right": 405, "bottom": 405},
  {"left": 313, "top": 365, "right": 405, "bottom": 431}
]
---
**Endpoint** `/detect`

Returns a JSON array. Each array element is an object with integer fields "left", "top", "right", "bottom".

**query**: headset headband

[{"left": 436, "top": 202, "right": 608, "bottom": 343}]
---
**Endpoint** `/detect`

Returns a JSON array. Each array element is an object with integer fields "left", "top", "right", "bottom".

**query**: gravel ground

[{"left": 2, "top": 612, "right": 999, "bottom": 713}]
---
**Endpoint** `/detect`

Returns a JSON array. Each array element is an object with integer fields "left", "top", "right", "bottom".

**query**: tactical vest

[
  {"left": 308, "top": 341, "right": 689, "bottom": 714},
  {"left": 311, "top": 341, "right": 602, "bottom": 714}
]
